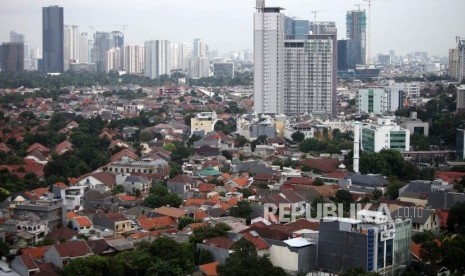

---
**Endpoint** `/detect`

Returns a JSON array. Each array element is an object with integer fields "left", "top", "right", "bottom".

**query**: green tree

[
  {"left": 177, "top": 217, "right": 201, "bottom": 230},
  {"left": 144, "top": 185, "right": 182, "bottom": 208},
  {"left": 63, "top": 255, "right": 118, "bottom": 276},
  {"left": 447, "top": 202, "right": 465, "bottom": 234},
  {"left": 0, "top": 240, "right": 10, "bottom": 257},
  {"left": 313, "top": 178, "right": 324, "bottom": 186},
  {"left": 149, "top": 236, "right": 194, "bottom": 273},
  {"left": 217, "top": 238, "right": 287, "bottom": 276},
  {"left": 372, "top": 189, "right": 382, "bottom": 201},
  {"left": 291, "top": 131, "right": 305, "bottom": 143},
  {"left": 229, "top": 200, "right": 252, "bottom": 219},
  {"left": 112, "top": 185, "right": 125, "bottom": 195},
  {"left": 419, "top": 240, "right": 440, "bottom": 264}
]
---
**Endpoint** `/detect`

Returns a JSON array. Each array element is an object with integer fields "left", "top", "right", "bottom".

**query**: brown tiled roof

[
  {"left": 153, "top": 206, "right": 186, "bottom": 218},
  {"left": 204, "top": 237, "right": 235, "bottom": 250},
  {"left": 300, "top": 158, "right": 341, "bottom": 173},
  {"left": 199, "top": 183, "right": 216, "bottom": 193},
  {"left": 46, "top": 227, "right": 75, "bottom": 241},
  {"left": 184, "top": 198, "right": 207, "bottom": 207},
  {"left": 52, "top": 240, "right": 93, "bottom": 258},
  {"left": 111, "top": 149, "right": 139, "bottom": 162},
  {"left": 54, "top": 140, "right": 73, "bottom": 154},
  {"left": 168, "top": 174, "right": 195, "bottom": 184},
  {"left": 36, "top": 262, "right": 59, "bottom": 276},
  {"left": 27, "top": 143, "right": 49, "bottom": 154},
  {"left": 102, "top": 213, "right": 129, "bottom": 222},
  {"left": 90, "top": 171, "right": 116, "bottom": 186},
  {"left": 244, "top": 225, "right": 292, "bottom": 241},
  {"left": 86, "top": 239, "right": 111, "bottom": 255},
  {"left": 309, "top": 185, "right": 337, "bottom": 198}
]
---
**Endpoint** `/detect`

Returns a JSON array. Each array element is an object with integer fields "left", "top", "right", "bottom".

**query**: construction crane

[
  {"left": 114, "top": 24, "right": 128, "bottom": 31},
  {"left": 364, "top": 0, "right": 376, "bottom": 64},
  {"left": 88, "top": 25, "right": 103, "bottom": 32},
  {"left": 310, "top": 10, "right": 326, "bottom": 21},
  {"left": 354, "top": 4, "right": 365, "bottom": 10}
]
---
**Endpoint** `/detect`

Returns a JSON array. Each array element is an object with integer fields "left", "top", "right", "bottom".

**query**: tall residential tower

[{"left": 253, "top": 0, "right": 285, "bottom": 114}]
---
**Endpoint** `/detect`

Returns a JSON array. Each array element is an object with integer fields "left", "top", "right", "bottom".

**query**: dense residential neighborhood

[{"left": 0, "top": 67, "right": 463, "bottom": 276}]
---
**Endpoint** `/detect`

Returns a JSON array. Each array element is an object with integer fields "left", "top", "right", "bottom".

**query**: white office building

[
  {"left": 356, "top": 88, "right": 388, "bottom": 115},
  {"left": 360, "top": 117, "right": 410, "bottom": 153},
  {"left": 253, "top": 0, "right": 285, "bottom": 114},
  {"left": 188, "top": 56, "right": 209, "bottom": 79},
  {"left": 105, "top": 47, "right": 122, "bottom": 73}
]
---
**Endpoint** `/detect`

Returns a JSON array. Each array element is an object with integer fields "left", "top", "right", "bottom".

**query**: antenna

[
  {"left": 310, "top": 10, "right": 326, "bottom": 21},
  {"left": 364, "top": 0, "right": 376, "bottom": 65}
]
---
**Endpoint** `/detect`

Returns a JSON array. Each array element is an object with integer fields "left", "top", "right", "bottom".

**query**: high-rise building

[
  {"left": 356, "top": 88, "right": 388, "bottom": 115},
  {"left": 180, "top": 42, "right": 192, "bottom": 70},
  {"left": 79, "top": 32, "right": 90, "bottom": 63},
  {"left": 144, "top": 40, "right": 171, "bottom": 79},
  {"left": 105, "top": 47, "right": 121, "bottom": 73},
  {"left": 1, "top": 42, "right": 24, "bottom": 73},
  {"left": 457, "top": 129, "right": 465, "bottom": 160},
  {"left": 188, "top": 56, "right": 209, "bottom": 79},
  {"left": 64, "top": 25, "right": 80, "bottom": 70},
  {"left": 193, "top": 39, "right": 206, "bottom": 58},
  {"left": 213, "top": 62, "right": 234, "bottom": 78},
  {"left": 283, "top": 20, "right": 337, "bottom": 118},
  {"left": 346, "top": 9, "right": 367, "bottom": 66},
  {"left": 457, "top": 85, "right": 465, "bottom": 113},
  {"left": 42, "top": 5, "right": 64, "bottom": 73},
  {"left": 253, "top": 0, "right": 285, "bottom": 114},
  {"left": 170, "top": 42, "right": 181, "bottom": 70},
  {"left": 92, "top": 31, "right": 124, "bottom": 72},
  {"left": 337, "top": 39, "right": 352, "bottom": 71},
  {"left": 449, "top": 48, "right": 460, "bottom": 80},
  {"left": 10, "top": 31, "right": 25, "bottom": 43},
  {"left": 457, "top": 37, "right": 465, "bottom": 84},
  {"left": 124, "top": 44, "right": 144, "bottom": 74}
]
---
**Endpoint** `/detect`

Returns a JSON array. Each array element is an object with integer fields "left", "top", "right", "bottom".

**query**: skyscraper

[
  {"left": 144, "top": 40, "right": 171, "bottom": 79},
  {"left": 457, "top": 37, "right": 465, "bottom": 84},
  {"left": 42, "top": 6, "right": 64, "bottom": 73},
  {"left": 193, "top": 39, "right": 206, "bottom": 58},
  {"left": 283, "top": 20, "right": 337, "bottom": 118},
  {"left": 346, "top": 9, "right": 367, "bottom": 66},
  {"left": 124, "top": 44, "right": 144, "bottom": 74},
  {"left": 92, "top": 31, "right": 124, "bottom": 72},
  {"left": 79, "top": 32, "right": 90, "bottom": 64},
  {"left": 253, "top": 0, "right": 285, "bottom": 114},
  {"left": 64, "top": 25, "right": 80, "bottom": 70},
  {"left": 1, "top": 42, "right": 24, "bottom": 73}
]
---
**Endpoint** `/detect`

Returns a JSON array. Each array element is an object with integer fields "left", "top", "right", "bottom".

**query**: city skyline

[{"left": 1, "top": 0, "right": 464, "bottom": 57}]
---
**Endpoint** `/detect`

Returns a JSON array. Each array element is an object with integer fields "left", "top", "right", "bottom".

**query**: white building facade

[{"left": 360, "top": 117, "right": 410, "bottom": 153}]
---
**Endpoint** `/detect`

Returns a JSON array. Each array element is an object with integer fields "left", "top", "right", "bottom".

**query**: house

[
  {"left": 93, "top": 212, "right": 135, "bottom": 238},
  {"left": 69, "top": 216, "right": 94, "bottom": 235},
  {"left": 226, "top": 177, "right": 250, "bottom": 189},
  {"left": 197, "top": 237, "right": 235, "bottom": 264},
  {"left": 45, "top": 227, "right": 75, "bottom": 243},
  {"left": 111, "top": 149, "right": 139, "bottom": 162},
  {"left": 151, "top": 206, "right": 187, "bottom": 221},
  {"left": 167, "top": 174, "right": 195, "bottom": 196},
  {"left": 86, "top": 239, "right": 116, "bottom": 256},
  {"left": 116, "top": 174, "right": 151, "bottom": 194},
  {"left": 11, "top": 198, "right": 66, "bottom": 231},
  {"left": 82, "top": 190, "right": 113, "bottom": 210},
  {"left": 77, "top": 172, "right": 116, "bottom": 192},
  {"left": 54, "top": 140, "right": 73, "bottom": 155},
  {"left": 299, "top": 158, "right": 341, "bottom": 174},
  {"left": 199, "top": 261, "right": 219, "bottom": 276},
  {"left": 137, "top": 215, "right": 176, "bottom": 231},
  {"left": 391, "top": 208, "right": 440, "bottom": 234},
  {"left": 11, "top": 254, "right": 40, "bottom": 276},
  {"left": 44, "top": 240, "right": 93, "bottom": 269},
  {"left": 339, "top": 173, "right": 389, "bottom": 194}
]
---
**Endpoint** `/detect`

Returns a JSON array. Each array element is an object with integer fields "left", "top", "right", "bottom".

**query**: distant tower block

[
  {"left": 353, "top": 121, "right": 361, "bottom": 173},
  {"left": 256, "top": 0, "right": 265, "bottom": 9}
]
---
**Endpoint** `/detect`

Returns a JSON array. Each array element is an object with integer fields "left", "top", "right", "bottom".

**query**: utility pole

[{"left": 310, "top": 10, "right": 326, "bottom": 21}]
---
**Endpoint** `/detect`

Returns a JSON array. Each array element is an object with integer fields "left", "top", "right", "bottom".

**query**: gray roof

[
  {"left": 125, "top": 175, "right": 149, "bottom": 184},
  {"left": 238, "top": 160, "right": 276, "bottom": 175},
  {"left": 399, "top": 181, "right": 434, "bottom": 195},
  {"left": 391, "top": 208, "right": 434, "bottom": 225},
  {"left": 348, "top": 173, "right": 389, "bottom": 188},
  {"left": 428, "top": 192, "right": 465, "bottom": 209}
]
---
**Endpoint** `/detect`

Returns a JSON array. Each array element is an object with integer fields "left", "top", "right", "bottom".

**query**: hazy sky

[{"left": 1, "top": 0, "right": 464, "bottom": 57}]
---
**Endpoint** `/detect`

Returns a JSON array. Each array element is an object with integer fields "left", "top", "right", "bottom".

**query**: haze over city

[{"left": 1, "top": 0, "right": 464, "bottom": 56}]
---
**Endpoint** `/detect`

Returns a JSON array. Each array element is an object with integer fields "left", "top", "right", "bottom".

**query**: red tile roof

[
  {"left": 199, "top": 261, "right": 219, "bottom": 276},
  {"left": 199, "top": 183, "right": 216, "bottom": 193},
  {"left": 20, "top": 246, "right": 50, "bottom": 260},
  {"left": 230, "top": 177, "right": 249, "bottom": 188},
  {"left": 20, "top": 254, "right": 39, "bottom": 270},
  {"left": 27, "top": 143, "right": 49, "bottom": 154},
  {"left": 241, "top": 231, "right": 270, "bottom": 250},
  {"left": 52, "top": 240, "right": 93, "bottom": 258},
  {"left": 436, "top": 171, "right": 465, "bottom": 184},
  {"left": 204, "top": 237, "right": 235, "bottom": 250},
  {"left": 73, "top": 216, "right": 93, "bottom": 227},
  {"left": 111, "top": 149, "right": 139, "bottom": 162},
  {"left": 138, "top": 215, "right": 176, "bottom": 230},
  {"left": 300, "top": 158, "right": 341, "bottom": 173},
  {"left": 184, "top": 198, "right": 208, "bottom": 207}
]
